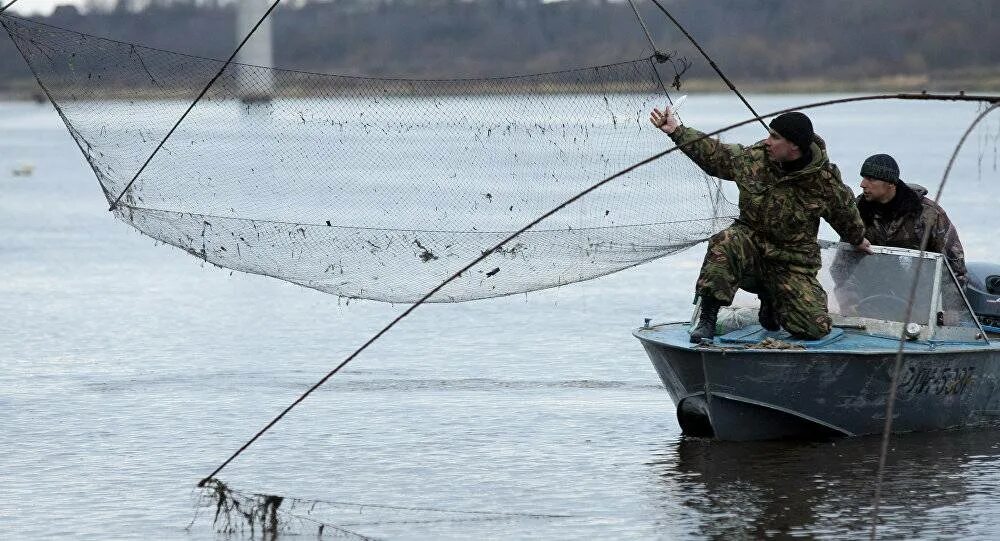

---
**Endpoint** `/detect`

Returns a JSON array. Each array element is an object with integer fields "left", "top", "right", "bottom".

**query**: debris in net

[
  {"left": 747, "top": 337, "right": 806, "bottom": 350},
  {"left": 193, "top": 479, "right": 573, "bottom": 539},
  {"left": 413, "top": 239, "right": 438, "bottom": 262},
  {"left": 196, "top": 479, "right": 285, "bottom": 536},
  {"left": 0, "top": 14, "right": 733, "bottom": 303},
  {"left": 193, "top": 479, "right": 371, "bottom": 539}
]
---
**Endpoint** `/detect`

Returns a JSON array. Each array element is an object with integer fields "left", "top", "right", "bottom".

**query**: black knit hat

[
  {"left": 860, "top": 153, "right": 900, "bottom": 183},
  {"left": 768, "top": 112, "right": 814, "bottom": 151}
]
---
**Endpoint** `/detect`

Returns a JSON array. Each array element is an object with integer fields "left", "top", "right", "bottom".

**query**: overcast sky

[
  {"left": 5, "top": 0, "right": 291, "bottom": 15},
  {"left": 6, "top": 1, "right": 86, "bottom": 15}
]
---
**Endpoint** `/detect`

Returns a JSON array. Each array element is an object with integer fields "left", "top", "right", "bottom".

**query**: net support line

[
  {"left": 198, "top": 92, "right": 1000, "bottom": 486},
  {"left": 0, "top": 0, "right": 20, "bottom": 15},
  {"left": 625, "top": 0, "right": 659, "bottom": 58},
  {"left": 869, "top": 101, "right": 1000, "bottom": 541},
  {"left": 645, "top": 0, "right": 769, "bottom": 132},
  {"left": 629, "top": 0, "right": 680, "bottom": 109},
  {"left": 108, "top": 0, "right": 283, "bottom": 211}
]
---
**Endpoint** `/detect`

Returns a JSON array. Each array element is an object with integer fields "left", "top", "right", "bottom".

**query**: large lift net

[{"left": 3, "top": 14, "right": 735, "bottom": 302}]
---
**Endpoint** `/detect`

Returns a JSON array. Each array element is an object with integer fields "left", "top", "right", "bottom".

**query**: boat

[{"left": 633, "top": 241, "right": 1000, "bottom": 441}]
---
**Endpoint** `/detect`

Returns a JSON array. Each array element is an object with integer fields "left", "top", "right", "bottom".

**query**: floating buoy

[{"left": 12, "top": 163, "right": 35, "bottom": 177}]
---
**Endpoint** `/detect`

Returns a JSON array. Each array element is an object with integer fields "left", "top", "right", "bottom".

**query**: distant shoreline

[
  {"left": 679, "top": 72, "right": 1000, "bottom": 94},
  {"left": 2, "top": 72, "right": 997, "bottom": 101}
]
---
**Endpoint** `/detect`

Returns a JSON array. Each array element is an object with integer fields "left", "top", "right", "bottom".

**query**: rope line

[
  {"left": 645, "top": 0, "right": 769, "bottom": 131},
  {"left": 868, "top": 101, "right": 1000, "bottom": 541},
  {"left": 625, "top": 0, "right": 659, "bottom": 57},
  {"left": 629, "top": 1, "right": 680, "bottom": 110},
  {"left": 198, "top": 92, "right": 1000, "bottom": 486},
  {"left": 195, "top": 479, "right": 571, "bottom": 537},
  {"left": 0, "top": 0, "right": 20, "bottom": 15},
  {"left": 108, "top": 0, "right": 283, "bottom": 211},
  {"left": 279, "top": 495, "right": 573, "bottom": 518}
]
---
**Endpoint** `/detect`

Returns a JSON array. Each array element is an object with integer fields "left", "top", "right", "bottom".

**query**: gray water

[{"left": 3, "top": 95, "right": 1000, "bottom": 540}]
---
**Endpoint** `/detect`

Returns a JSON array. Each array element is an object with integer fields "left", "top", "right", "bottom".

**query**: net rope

[
  {"left": 192, "top": 479, "right": 573, "bottom": 539},
  {"left": 2, "top": 13, "right": 735, "bottom": 303}
]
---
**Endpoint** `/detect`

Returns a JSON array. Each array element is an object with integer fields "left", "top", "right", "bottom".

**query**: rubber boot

[
  {"left": 758, "top": 293, "right": 781, "bottom": 331},
  {"left": 690, "top": 297, "right": 720, "bottom": 343}
]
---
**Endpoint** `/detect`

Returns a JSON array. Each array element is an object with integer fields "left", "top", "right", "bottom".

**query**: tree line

[{"left": 1, "top": 0, "right": 997, "bottom": 93}]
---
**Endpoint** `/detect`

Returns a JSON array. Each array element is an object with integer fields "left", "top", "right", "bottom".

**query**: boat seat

[{"left": 717, "top": 325, "right": 845, "bottom": 347}]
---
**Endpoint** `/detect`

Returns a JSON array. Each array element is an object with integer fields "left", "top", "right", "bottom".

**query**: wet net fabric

[{"left": 3, "top": 15, "right": 736, "bottom": 302}]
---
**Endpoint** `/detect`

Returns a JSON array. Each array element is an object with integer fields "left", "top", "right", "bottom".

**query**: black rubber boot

[
  {"left": 758, "top": 293, "right": 781, "bottom": 331},
  {"left": 690, "top": 297, "right": 720, "bottom": 343}
]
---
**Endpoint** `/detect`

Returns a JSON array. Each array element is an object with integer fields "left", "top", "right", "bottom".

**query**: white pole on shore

[{"left": 236, "top": 0, "right": 275, "bottom": 102}]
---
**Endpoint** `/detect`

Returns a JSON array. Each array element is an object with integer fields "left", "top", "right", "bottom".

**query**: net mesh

[
  {"left": 195, "top": 479, "right": 572, "bottom": 539},
  {"left": 3, "top": 14, "right": 736, "bottom": 302}
]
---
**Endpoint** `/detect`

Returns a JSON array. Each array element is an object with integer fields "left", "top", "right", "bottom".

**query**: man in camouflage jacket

[
  {"left": 857, "top": 153, "right": 967, "bottom": 283},
  {"left": 650, "top": 107, "right": 870, "bottom": 342}
]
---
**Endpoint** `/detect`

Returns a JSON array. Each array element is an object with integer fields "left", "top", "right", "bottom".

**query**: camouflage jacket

[
  {"left": 856, "top": 183, "right": 967, "bottom": 282},
  {"left": 669, "top": 125, "right": 865, "bottom": 269}
]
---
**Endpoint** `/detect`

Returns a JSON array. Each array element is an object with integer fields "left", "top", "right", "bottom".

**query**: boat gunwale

[{"left": 634, "top": 322, "right": 1000, "bottom": 355}]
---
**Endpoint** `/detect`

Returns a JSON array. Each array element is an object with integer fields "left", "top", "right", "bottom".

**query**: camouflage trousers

[{"left": 696, "top": 225, "right": 832, "bottom": 339}]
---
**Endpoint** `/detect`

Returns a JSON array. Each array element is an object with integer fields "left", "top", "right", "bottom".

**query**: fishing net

[
  {"left": 195, "top": 479, "right": 573, "bottom": 539},
  {"left": 2, "top": 14, "right": 735, "bottom": 302}
]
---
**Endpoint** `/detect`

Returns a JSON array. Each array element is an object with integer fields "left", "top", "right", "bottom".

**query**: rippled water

[{"left": 3, "top": 95, "right": 1000, "bottom": 539}]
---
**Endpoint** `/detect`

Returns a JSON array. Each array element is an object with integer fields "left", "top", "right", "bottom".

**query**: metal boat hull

[{"left": 636, "top": 324, "right": 1000, "bottom": 441}]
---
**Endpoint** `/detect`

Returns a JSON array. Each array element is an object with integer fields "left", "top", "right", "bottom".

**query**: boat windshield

[
  {"left": 706, "top": 242, "right": 982, "bottom": 342},
  {"left": 824, "top": 244, "right": 936, "bottom": 323},
  {"left": 819, "top": 242, "right": 980, "bottom": 338}
]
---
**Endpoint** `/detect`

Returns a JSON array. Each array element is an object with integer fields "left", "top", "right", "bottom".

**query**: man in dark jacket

[
  {"left": 650, "top": 106, "right": 870, "bottom": 342},
  {"left": 857, "top": 153, "right": 967, "bottom": 284}
]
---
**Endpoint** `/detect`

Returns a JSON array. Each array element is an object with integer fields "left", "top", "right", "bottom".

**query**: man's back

[{"left": 668, "top": 126, "right": 864, "bottom": 269}]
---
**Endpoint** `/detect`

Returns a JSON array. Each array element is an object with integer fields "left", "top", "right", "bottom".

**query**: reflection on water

[{"left": 651, "top": 430, "right": 1000, "bottom": 539}]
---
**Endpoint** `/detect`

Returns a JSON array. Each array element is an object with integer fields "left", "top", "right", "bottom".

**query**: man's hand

[
  {"left": 854, "top": 238, "right": 874, "bottom": 254},
  {"left": 650, "top": 106, "right": 680, "bottom": 135}
]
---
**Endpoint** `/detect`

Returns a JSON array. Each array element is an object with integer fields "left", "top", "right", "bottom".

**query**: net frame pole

[
  {"left": 627, "top": 0, "right": 681, "bottom": 108},
  {"left": 0, "top": 0, "right": 22, "bottom": 15},
  {"left": 625, "top": 0, "right": 659, "bottom": 58},
  {"left": 108, "top": 0, "right": 283, "bottom": 211},
  {"left": 645, "top": 0, "right": 769, "bottom": 132}
]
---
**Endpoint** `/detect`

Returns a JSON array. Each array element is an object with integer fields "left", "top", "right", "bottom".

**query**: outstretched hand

[
  {"left": 854, "top": 238, "right": 874, "bottom": 254},
  {"left": 650, "top": 106, "right": 680, "bottom": 135}
]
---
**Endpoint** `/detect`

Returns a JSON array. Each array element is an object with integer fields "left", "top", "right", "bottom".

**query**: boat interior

[{"left": 696, "top": 241, "right": 989, "bottom": 347}]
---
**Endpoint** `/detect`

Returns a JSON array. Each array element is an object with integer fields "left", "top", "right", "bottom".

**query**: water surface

[{"left": 2, "top": 95, "right": 1000, "bottom": 539}]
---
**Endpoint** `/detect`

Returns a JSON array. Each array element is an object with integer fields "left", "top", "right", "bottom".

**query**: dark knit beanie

[
  {"left": 768, "top": 112, "right": 814, "bottom": 151},
  {"left": 860, "top": 154, "right": 900, "bottom": 183}
]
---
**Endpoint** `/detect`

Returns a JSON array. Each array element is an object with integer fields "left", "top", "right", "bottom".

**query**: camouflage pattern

[
  {"left": 669, "top": 125, "right": 865, "bottom": 339},
  {"left": 696, "top": 223, "right": 832, "bottom": 339},
  {"left": 856, "top": 183, "right": 967, "bottom": 283},
  {"left": 670, "top": 125, "right": 866, "bottom": 266}
]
